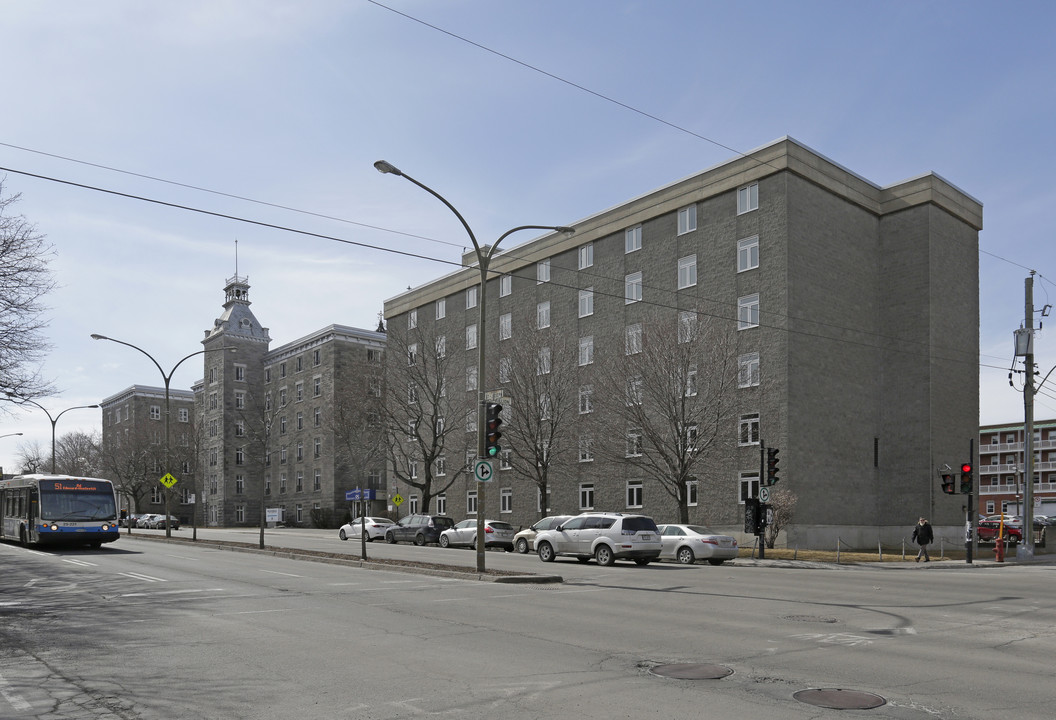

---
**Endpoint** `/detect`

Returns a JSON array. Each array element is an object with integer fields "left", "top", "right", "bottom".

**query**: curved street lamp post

[
  {"left": 4, "top": 394, "right": 98, "bottom": 473},
  {"left": 374, "top": 160, "right": 573, "bottom": 572},
  {"left": 92, "top": 334, "right": 235, "bottom": 539}
]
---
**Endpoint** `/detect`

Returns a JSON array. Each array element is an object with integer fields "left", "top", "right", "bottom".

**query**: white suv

[{"left": 535, "top": 512, "right": 662, "bottom": 566}]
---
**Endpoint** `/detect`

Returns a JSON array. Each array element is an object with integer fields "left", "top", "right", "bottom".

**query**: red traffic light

[{"left": 961, "top": 463, "right": 972, "bottom": 474}]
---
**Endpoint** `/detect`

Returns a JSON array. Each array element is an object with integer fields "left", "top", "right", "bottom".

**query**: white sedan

[
  {"left": 339, "top": 517, "right": 394, "bottom": 542},
  {"left": 657, "top": 524, "right": 739, "bottom": 565},
  {"left": 439, "top": 519, "right": 515, "bottom": 551}
]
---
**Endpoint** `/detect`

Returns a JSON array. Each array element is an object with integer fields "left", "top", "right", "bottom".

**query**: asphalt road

[{"left": 2, "top": 531, "right": 1054, "bottom": 719}]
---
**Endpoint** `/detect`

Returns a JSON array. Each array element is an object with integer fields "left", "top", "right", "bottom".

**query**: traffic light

[
  {"left": 485, "top": 402, "right": 503, "bottom": 458},
  {"left": 960, "top": 462, "right": 973, "bottom": 494},
  {"left": 939, "top": 470, "right": 956, "bottom": 495},
  {"left": 765, "top": 447, "right": 780, "bottom": 486}
]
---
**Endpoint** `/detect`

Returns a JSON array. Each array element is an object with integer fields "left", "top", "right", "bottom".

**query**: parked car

[
  {"left": 385, "top": 514, "right": 456, "bottom": 545},
  {"left": 339, "top": 517, "right": 394, "bottom": 542},
  {"left": 535, "top": 512, "right": 662, "bottom": 566},
  {"left": 657, "top": 524, "right": 739, "bottom": 565},
  {"left": 137, "top": 514, "right": 162, "bottom": 529},
  {"left": 439, "top": 519, "right": 516, "bottom": 551},
  {"left": 513, "top": 515, "right": 574, "bottom": 554},
  {"left": 149, "top": 515, "right": 180, "bottom": 530},
  {"left": 122, "top": 513, "right": 148, "bottom": 528},
  {"left": 977, "top": 520, "right": 1022, "bottom": 543}
]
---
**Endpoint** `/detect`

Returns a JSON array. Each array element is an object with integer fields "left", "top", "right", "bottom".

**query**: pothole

[
  {"left": 794, "top": 688, "right": 886, "bottom": 709},
  {"left": 650, "top": 663, "right": 733, "bottom": 680},
  {"left": 781, "top": 614, "right": 839, "bottom": 623}
]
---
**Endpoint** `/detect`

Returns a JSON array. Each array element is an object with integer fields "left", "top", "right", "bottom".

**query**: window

[
  {"left": 578, "top": 288, "right": 594, "bottom": 318},
  {"left": 626, "top": 427, "right": 643, "bottom": 457},
  {"left": 627, "top": 480, "right": 643, "bottom": 508},
  {"left": 235, "top": 447, "right": 245, "bottom": 465},
  {"left": 149, "top": 405, "right": 161, "bottom": 420},
  {"left": 579, "top": 483, "right": 595, "bottom": 511},
  {"left": 500, "top": 449, "right": 512, "bottom": 470},
  {"left": 296, "top": 356, "right": 303, "bottom": 372},
  {"left": 685, "top": 364, "right": 698, "bottom": 397},
  {"left": 466, "top": 324, "right": 477, "bottom": 350},
  {"left": 466, "top": 286, "right": 478, "bottom": 309},
  {"left": 235, "top": 475, "right": 245, "bottom": 495},
  {"left": 578, "top": 435, "right": 593, "bottom": 462},
  {"left": 625, "top": 272, "right": 643, "bottom": 304},
  {"left": 579, "top": 385, "right": 593, "bottom": 414},
  {"left": 499, "top": 357, "right": 512, "bottom": 384},
  {"left": 313, "top": 376, "right": 321, "bottom": 397},
  {"left": 686, "top": 478, "right": 699, "bottom": 507},
  {"left": 738, "top": 352, "right": 760, "bottom": 388},
  {"left": 435, "top": 335, "right": 446, "bottom": 359},
  {"left": 738, "top": 183, "right": 759, "bottom": 214},
  {"left": 314, "top": 407, "right": 321, "bottom": 426},
  {"left": 537, "top": 347, "right": 552, "bottom": 375},
  {"left": 738, "top": 294, "right": 760, "bottom": 329},
  {"left": 178, "top": 408, "right": 189, "bottom": 423},
  {"left": 265, "top": 367, "right": 271, "bottom": 383},
  {"left": 625, "top": 323, "right": 642, "bottom": 355},
  {"left": 684, "top": 423, "right": 698, "bottom": 453},
  {"left": 436, "top": 297, "right": 446, "bottom": 319},
  {"left": 314, "top": 437, "right": 321, "bottom": 458},
  {"left": 677, "top": 255, "right": 697, "bottom": 289},
  {"left": 408, "top": 309, "right": 417, "bottom": 329},
  {"left": 407, "top": 343, "right": 417, "bottom": 366},
  {"left": 313, "top": 349, "right": 321, "bottom": 366},
  {"left": 409, "top": 460, "right": 418, "bottom": 479},
  {"left": 435, "top": 492, "right": 446, "bottom": 516},
  {"left": 678, "top": 311, "right": 697, "bottom": 344},
  {"left": 500, "top": 488, "right": 512, "bottom": 514},
  {"left": 435, "top": 455, "right": 446, "bottom": 477},
  {"left": 280, "top": 473, "right": 287, "bottom": 492},
  {"left": 739, "top": 413, "right": 760, "bottom": 446},
  {"left": 500, "top": 274, "right": 512, "bottom": 297},
  {"left": 466, "top": 366, "right": 478, "bottom": 391},
  {"left": 408, "top": 383, "right": 419, "bottom": 404},
  {"left": 296, "top": 473, "right": 304, "bottom": 492},
  {"left": 626, "top": 376, "right": 643, "bottom": 406},
  {"left": 295, "top": 412, "right": 303, "bottom": 430},
  {"left": 578, "top": 242, "right": 593, "bottom": 269},
  {"left": 280, "top": 416, "right": 288, "bottom": 435},
  {"left": 738, "top": 236, "right": 759, "bottom": 272},
  {"left": 280, "top": 362, "right": 286, "bottom": 378},
  {"left": 578, "top": 336, "right": 594, "bottom": 366},
  {"left": 314, "top": 469, "right": 321, "bottom": 491},
  {"left": 536, "top": 301, "right": 551, "bottom": 329},
  {"left": 234, "top": 364, "right": 246, "bottom": 381},
  {"left": 499, "top": 313, "right": 512, "bottom": 340},
  {"left": 467, "top": 490, "right": 478, "bottom": 515},
  {"left": 739, "top": 472, "right": 760, "bottom": 504},
  {"left": 409, "top": 495, "right": 419, "bottom": 514},
  {"left": 537, "top": 259, "right": 551, "bottom": 284},
  {"left": 625, "top": 225, "right": 642, "bottom": 253},
  {"left": 677, "top": 205, "right": 697, "bottom": 235},
  {"left": 367, "top": 349, "right": 381, "bottom": 363},
  {"left": 235, "top": 419, "right": 245, "bottom": 437},
  {"left": 295, "top": 383, "right": 303, "bottom": 402}
]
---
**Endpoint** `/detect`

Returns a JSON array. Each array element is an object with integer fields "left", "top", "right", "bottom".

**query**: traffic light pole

[
  {"left": 757, "top": 442, "right": 765, "bottom": 559},
  {"left": 966, "top": 439, "right": 974, "bottom": 564}
]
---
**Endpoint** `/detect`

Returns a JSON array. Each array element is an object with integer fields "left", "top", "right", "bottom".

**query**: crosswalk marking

[{"left": 117, "top": 571, "right": 167, "bottom": 583}]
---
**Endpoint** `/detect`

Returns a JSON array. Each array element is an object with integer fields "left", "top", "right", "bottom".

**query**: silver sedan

[
  {"left": 339, "top": 517, "right": 394, "bottom": 542},
  {"left": 439, "top": 519, "right": 515, "bottom": 551},
  {"left": 657, "top": 524, "right": 739, "bottom": 565}
]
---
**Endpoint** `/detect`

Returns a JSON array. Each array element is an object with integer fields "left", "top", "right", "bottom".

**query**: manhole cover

[
  {"left": 650, "top": 663, "right": 733, "bottom": 680},
  {"left": 794, "top": 688, "right": 886, "bottom": 709}
]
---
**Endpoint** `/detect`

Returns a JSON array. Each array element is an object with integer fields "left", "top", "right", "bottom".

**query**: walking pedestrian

[{"left": 912, "top": 517, "right": 933, "bottom": 562}]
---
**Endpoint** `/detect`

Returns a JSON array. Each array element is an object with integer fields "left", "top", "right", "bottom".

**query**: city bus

[{"left": 0, "top": 474, "right": 120, "bottom": 548}]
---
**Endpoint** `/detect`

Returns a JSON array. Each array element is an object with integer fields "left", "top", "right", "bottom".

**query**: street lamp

[
  {"left": 374, "top": 159, "right": 574, "bottom": 572},
  {"left": 4, "top": 394, "right": 99, "bottom": 473},
  {"left": 91, "top": 333, "right": 235, "bottom": 539},
  {"left": 0, "top": 432, "right": 24, "bottom": 440}
]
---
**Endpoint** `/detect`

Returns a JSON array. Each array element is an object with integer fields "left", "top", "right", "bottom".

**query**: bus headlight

[{"left": 49, "top": 524, "right": 58, "bottom": 531}]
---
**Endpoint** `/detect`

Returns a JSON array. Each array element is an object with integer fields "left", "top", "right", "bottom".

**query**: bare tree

[
  {"left": 383, "top": 323, "right": 472, "bottom": 513},
  {"left": 99, "top": 422, "right": 163, "bottom": 519},
  {"left": 592, "top": 307, "right": 740, "bottom": 523},
  {"left": 14, "top": 438, "right": 46, "bottom": 474},
  {"left": 499, "top": 314, "right": 579, "bottom": 520},
  {"left": 0, "top": 181, "right": 56, "bottom": 405},
  {"left": 330, "top": 360, "right": 387, "bottom": 524},
  {"left": 52, "top": 430, "right": 102, "bottom": 476},
  {"left": 764, "top": 485, "right": 798, "bottom": 549}
]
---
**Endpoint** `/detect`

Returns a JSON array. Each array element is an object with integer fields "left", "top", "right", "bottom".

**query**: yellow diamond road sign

[
  {"left": 159, "top": 473, "right": 178, "bottom": 489},
  {"left": 391, "top": 493, "right": 404, "bottom": 507}
]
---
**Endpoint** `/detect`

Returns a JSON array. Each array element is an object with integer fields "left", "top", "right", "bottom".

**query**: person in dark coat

[{"left": 912, "top": 517, "right": 934, "bottom": 562}]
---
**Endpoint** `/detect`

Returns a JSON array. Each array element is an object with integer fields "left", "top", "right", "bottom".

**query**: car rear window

[
  {"left": 434, "top": 517, "right": 455, "bottom": 528},
  {"left": 622, "top": 517, "right": 659, "bottom": 533},
  {"left": 490, "top": 522, "right": 515, "bottom": 531}
]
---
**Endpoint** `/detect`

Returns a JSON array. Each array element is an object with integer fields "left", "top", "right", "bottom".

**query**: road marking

[
  {"left": 790, "top": 632, "right": 873, "bottom": 647},
  {"left": 61, "top": 558, "right": 97, "bottom": 567},
  {"left": 258, "top": 569, "right": 303, "bottom": 578},
  {"left": 118, "top": 571, "right": 167, "bottom": 582},
  {"left": 119, "top": 589, "right": 225, "bottom": 598},
  {"left": 0, "top": 671, "right": 32, "bottom": 712},
  {"left": 217, "top": 609, "right": 292, "bottom": 616}
]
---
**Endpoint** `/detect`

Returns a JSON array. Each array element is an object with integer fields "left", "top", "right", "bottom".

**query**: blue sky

[{"left": 1, "top": 0, "right": 1054, "bottom": 474}]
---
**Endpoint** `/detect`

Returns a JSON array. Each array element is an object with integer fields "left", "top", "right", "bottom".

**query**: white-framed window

[
  {"left": 435, "top": 335, "right": 446, "bottom": 359},
  {"left": 626, "top": 480, "right": 643, "bottom": 508},
  {"left": 295, "top": 382, "right": 303, "bottom": 402},
  {"left": 578, "top": 242, "right": 593, "bottom": 269},
  {"left": 625, "top": 225, "right": 642, "bottom": 253},
  {"left": 739, "top": 472, "right": 760, "bottom": 504},
  {"left": 737, "top": 183, "right": 759, "bottom": 214},
  {"left": 738, "top": 293, "right": 760, "bottom": 329},
  {"left": 579, "top": 385, "right": 593, "bottom": 414},
  {"left": 578, "top": 435, "right": 594, "bottom": 462},
  {"left": 466, "top": 286, "right": 478, "bottom": 309},
  {"left": 683, "top": 423, "right": 698, "bottom": 453},
  {"left": 149, "top": 405, "right": 161, "bottom": 420},
  {"left": 466, "top": 366, "right": 478, "bottom": 391},
  {"left": 313, "top": 376, "right": 321, "bottom": 397},
  {"left": 314, "top": 437, "right": 321, "bottom": 458},
  {"left": 234, "top": 363, "right": 246, "bottom": 381},
  {"left": 409, "top": 459, "right": 418, "bottom": 479},
  {"left": 578, "top": 288, "right": 594, "bottom": 318},
  {"left": 178, "top": 408, "right": 189, "bottom": 423},
  {"left": 500, "top": 449, "right": 512, "bottom": 470},
  {"left": 408, "top": 308, "right": 418, "bottom": 329},
  {"left": 409, "top": 495, "right": 419, "bottom": 514},
  {"left": 235, "top": 447, "right": 245, "bottom": 465},
  {"left": 499, "top": 313, "right": 512, "bottom": 340},
  {"left": 677, "top": 205, "right": 697, "bottom": 235},
  {"left": 313, "top": 349, "right": 321, "bottom": 366},
  {"left": 625, "top": 376, "right": 643, "bottom": 406},
  {"left": 578, "top": 336, "right": 594, "bottom": 366},
  {"left": 500, "top": 487, "right": 512, "bottom": 513},
  {"left": 435, "top": 455, "right": 447, "bottom": 477},
  {"left": 739, "top": 413, "right": 760, "bottom": 446},
  {"left": 467, "top": 490, "right": 478, "bottom": 515},
  {"left": 499, "top": 357, "right": 512, "bottom": 384},
  {"left": 408, "top": 383, "right": 419, "bottom": 405},
  {"left": 436, "top": 297, "right": 446, "bottom": 319},
  {"left": 436, "top": 493, "right": 446, "bottom": 515},
  {"left": 579, "top": 483, "right": 595, "bottom": 511},
  {"left": 500, "top": 274, "right": 512, "bottom": 297},
  {"left": 686, "top": 478, "right": 699, "bottom": 507},
  {"left": 407, "top": 343, "right": 418, "bottom": 366},
  {"left": 539, "top": 393, "right": 553, "bottom": 421},
  {"left": 235, "top": 419, "right": 245, "bottom": 437},
  {"left": 537, "top": 301, "right": 551, "bottom": 330},
  {"left": 626, "top": 427, "right": 643, "bottom": 457},
  {"left": 738, "top": 235, "right": 759, "bottom": 272},
  {"left": 625, "top": 272, "right": 643, "bottom": 304},
  {"left": 625, "top": 323, "right": 642, "bottom": 355},
  {"left": 738, "top": 352, "right": 760, "bottom": 388},
  {"left": 314, "top": 469, "right": 321, "bottom": 491},
  {"left": 678, "top": 311, "right": 697, "bottom": 344},
  {"left": 537, "top": 347, "right": 552, "bottom": 375},
  {"left": 537, "top": 259, "right": 551, "bottom": 284},
  {"left": 466, "top": 323, "right": 477, "bottom": 350},
  {"left": 677, "top": 255, "right": 697, "bottom": 289}
]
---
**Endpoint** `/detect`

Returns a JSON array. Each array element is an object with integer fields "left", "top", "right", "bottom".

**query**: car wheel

[
  {"left": 707, "top": 559, "right": 725, "bottom": 566},
  {"left": 440, "top": 534, "right": 450, "bottom": 548},
  {"left": 677, "top": 546, "right": 695, "bottom": 565},
  {"left": 386, "top": 532, "right": 396, "bottom": 544},
  {"left": 470, "top": 536, "right": 478, "bottom": 551},
  {"left": 537, "top": 541, "right": 555, "bottom": 562},
  {"left": 414, "top": 533, "right": 427, "bottom": 546},
  {"left": 515, "top": 538, "right": 529, "bottom": 554},
  {"left": 595, "top": 545, "right": 615, "bottom": 566},
  {"left": 339, "top": 529, "right": 348, "bottom": 541}
]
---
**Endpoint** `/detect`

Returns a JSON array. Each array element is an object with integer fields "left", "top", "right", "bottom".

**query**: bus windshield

[{"left": 38, "top": 481, "right": 118, "bottom": 521}]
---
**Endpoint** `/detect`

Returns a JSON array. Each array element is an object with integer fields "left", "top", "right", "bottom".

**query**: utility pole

[{"left": 1018, "top": 273, "right": 1037, "bottom": 561}]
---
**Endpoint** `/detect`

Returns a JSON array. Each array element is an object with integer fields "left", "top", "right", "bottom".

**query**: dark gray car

[{"left": 385, "top": 514, "right": 456, "bottom": 545}]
